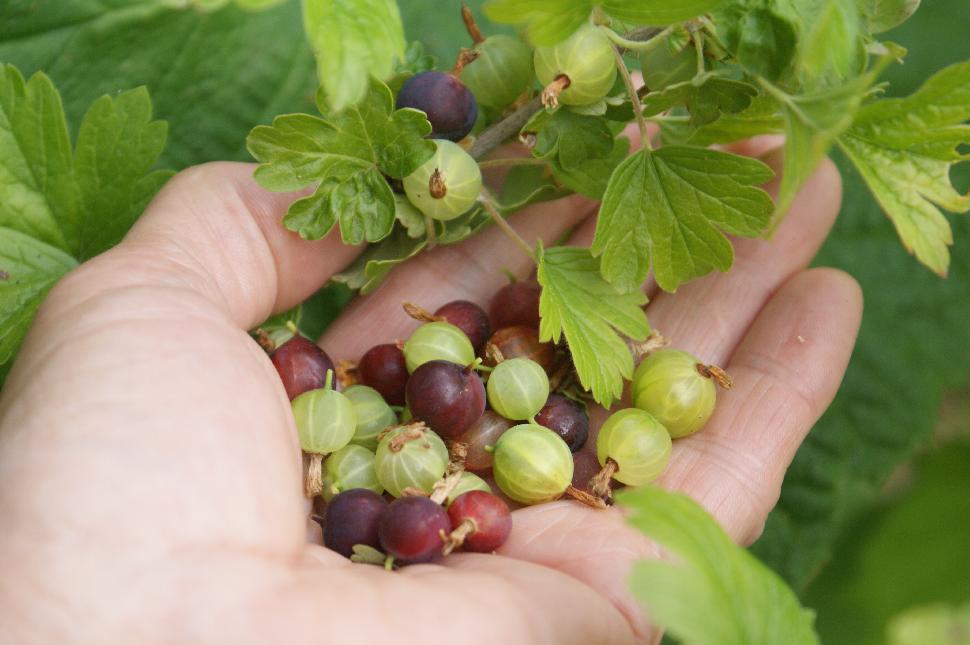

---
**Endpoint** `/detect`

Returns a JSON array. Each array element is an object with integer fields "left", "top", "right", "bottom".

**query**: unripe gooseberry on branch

[
  {"left": 403, "top": 140, "right": 482, "bottom": 221},
  {"left": 534, "top": 23, "right": 617, "bottom": 107}
]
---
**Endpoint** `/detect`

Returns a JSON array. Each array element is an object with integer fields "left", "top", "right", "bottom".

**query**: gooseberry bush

[{"left": 1, "top": 0, "right": 969, "bottom": 644}]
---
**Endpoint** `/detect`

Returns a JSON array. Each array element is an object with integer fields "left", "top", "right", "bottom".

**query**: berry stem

[
  {"left": 601, "top": 24, "right": 675, "bottom": 53},
  {"left": 304, "top": 453, "right": 325, "bottom": 498},
  {"left": 479, "top": 191, "right": 537, "bottom": 261},
  {"left": 628, "top": 330, "right": 670, "bottom": 363},
  {"left": 324, "top": 369, "right": 334, "bottom": 391},
  {"left": 461, "top": 4, "right": 485, "bottom": 45},
  {"left": 697, "top": 363, "right": 733, "bottom": 389},
  {"left": 540, "top": 75, "right": 571, "bottom": 109},
  {"left": 588, "top": 457, "right": 619, "bottom": 502},
  {"left": 565, "top": 484, "right": 608, "bottom": 509},
  {"left": 612, "top": 46, "right": 650, "bottom": 149},
  {"left": 450, "top": 48, "right": 480, "bottom": 77},
  {"left": 253, "top": 328, "right": 277, "bottom": 353},
  {"left": 402, "top": 302, "right": 443, "bottom": 323},
  {"left": 477, "top": 157, "right": 547, "bottom": 169},
  {"left": 441, "top": 518, "right": 477, "bottom": 556},
  {"left": 336, "top": 359, "right": 358, "bottom": 388}
]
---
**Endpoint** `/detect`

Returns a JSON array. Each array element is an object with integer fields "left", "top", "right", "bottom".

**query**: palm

[{"left": 0, "top": 141, "right": 860, "bottom": 644}]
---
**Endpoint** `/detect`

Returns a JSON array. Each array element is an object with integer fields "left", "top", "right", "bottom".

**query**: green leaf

[
  {"left": 0, "top": 65, "right": 170, "bottom": 378},
  {"left": 496, "top": 165, "right": 570, "bottom": 212},
  {"left": 549, "top": 136, "right": 629, "bottom": 200},
  {"left": 0, "top": 228, "right": 78, "bottom": 365},
  {"left": 837, "top": 61, "right": 970, "bottom": 276},
  {"left": 798, "top": 0, "right": 864, "bottom": 86},
  {"left": 394, "top": 194, "right": 428, "bottom": 238},
  {"left": 856, "top": 0, "right": 921, "bottom": 33},
  {"left": 601, "top": 0, "right": 728, "bottom": 25},
  {"left": 332, "top": 228, "right": 426, "bottom": 293},
  {"left": 536, "top": 245, "right": 649, "bottom": 407},
  {"left": 620, "top": 486, "right": 819, "bottom": 645},
  {"left": 714, "top": 3, "right": 799, "bottom": 81},
  {"left": 0, "top": 2, "right": 319, "bottom": 170},
  {"left": 662, "top": 95, "right": 784, "bottom": 146},
  {"left": 592, "top": 146, "right": 774, "bottom": 292},
  {"left": 247, "top": 78, "right": 434, "bottom": 243},
  {"left": 524, "top": 109, "right": 614, "bottom": 171},
  {"left": 641, "top": 74, "right": 758, "bottom": 127},
  {"left": 483, "top": 0, "right": 592, "bottom": 46},
  {"left": 303, "top": 0, "right": 406, "bottom": 112}
]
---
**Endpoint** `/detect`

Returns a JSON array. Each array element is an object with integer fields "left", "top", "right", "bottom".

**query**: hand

[{"left": 0, "top": 137, "right": 860, "bottom": 644}]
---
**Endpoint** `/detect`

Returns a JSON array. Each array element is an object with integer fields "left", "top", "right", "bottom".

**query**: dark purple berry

[
  {"left": 396, "top": 71, "right": 478, "bottom": 142},
  {"left": 571, "top": 451, "right": 601, "bottom": 490},
  {"left": 490, "top": 280, "right": 541, "bottom": 330},
  {"left": 358, "top": 344, "right": 408, "bottom": 406},
  {"left": 379, "top": 496, "right": 451, "bottom": 564},
  {"left": 535, "top": 394, "right": 589, "bottom": 453},
  {"left": 434, "top": 300, "right": 491, "bottom": 353},
  {"left": 321, "top": 488, "right": 388, "bottom": 558},
  {"left": 406, "top": 360, "right": 486, "bottom": 439},
  {"left": 270, "top": 335, "right": 335, "bottom": 400}
]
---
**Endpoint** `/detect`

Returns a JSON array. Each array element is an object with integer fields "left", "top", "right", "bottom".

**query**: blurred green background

[{"left": 1, "top": 1, "right": 967, "bottom": 642}]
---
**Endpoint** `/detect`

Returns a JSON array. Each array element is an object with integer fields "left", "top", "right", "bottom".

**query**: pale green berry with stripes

[
  {"left": 446, "top": 471, "right": 492, "bottom": 505},
  {"left": 343, "top": 385, "right": 396, "bottom": 451},
  {"left": 460, "top": 35, "right": 533, "bottom": 109},
  {"left": 320, "top": 444, "right": 382, "bottom": 501},
  {"left": 486, "top": 357, "right": 549, "bottom": 420},
  {"left": 534, "top": 23, "right": 617, "bottom": 106},
  {"left": 403, "top": 139, "right": 482, "bottom": 221},
  {"left": 596, "top": 408, "right": 671, "bottom": 486},
  {"left": 375, "top": 425, "right": 449, "bottom": 498},
  {"left": 493, "top": 424, "right": 573, "bottom": 505},
  {"left": 290, "top": 372, "right": 356, "bottom": 455},
  {"left": 403, "top": 321, "right": 476, "bottom": 373},
  {"left": 632, "top": 349, "right": 716, "bottom": 438}
]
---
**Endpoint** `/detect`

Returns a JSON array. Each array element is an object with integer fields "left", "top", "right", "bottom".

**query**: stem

[
  {"left": 461, "top": 4, "right": 485, "bottom": 44},
  {"left": 601, "top": 24, "right": 674, "bottom": 53},
  {"left": 324, "top": 369, "right": 334, "bottom": 391},
  {"left": 588, "top": 458, "right": 619, "bottom": 502},
  {"left": 304, "top": 453, "right": 325, "bottom": 498},
  {"left": 612, "top": 46, "right": 650, "bottom": 149},
  {"left": 565, "top": 485, "right": 608, "bottom": 509},
  {"left": 694, "top": 31, "right": 706, "bottom": 73},
  {"left": 644, "top": 114, "right": 691, "bottom": 124},
  {"left": 696, "top": 363, "right": 733, "bottom": 389},
  {"left": 467, "top": 97, "right": 543, "bottom": 161},
  {"left": 442, "top": 519, "right": 477, "bottom": 556},
  {"left": 402, "top": 302, "right": 442, "bottom": 323},
  {"left": 477, "top": 157, "right": 546, "bottom": 169},
  {"left": 479, "top": 191, "right": 536, "bottom": 261}
]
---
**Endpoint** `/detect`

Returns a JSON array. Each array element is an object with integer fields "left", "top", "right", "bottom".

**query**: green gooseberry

[
  {"left": 486, "top": 357, "right": 549, "bottom": 421},
  {"left": 343, "top": 384, "right": 396, "bottom": 450},
  {"left": 461, "top": 34, "right": 533, "bottom": 109},
  {"left": 374, "top": 425, "right": 449, "bottom": 498},
  {"left": 534, "top": 23, "right": 617, "bottom": 106},
  {"left": 493, "top": 424, "right": 573, "bottom": 505},
  {"left": 596, "top": 408, "right": 671, "bottom": 486},
  {"left": 632, "top": 349, "right": 717, "bottom": 438},
  {"left": 320, "top": 444, "right": 382, "bottom": 501},
  {"left": 403, "top": 139, "right": 482, "bottom": 221},
  {"left": 402, "top": 321, "right": 476, "bottom": 373},
  {"left": 290, "top": 372, "right": 356, "bottom": 454}
]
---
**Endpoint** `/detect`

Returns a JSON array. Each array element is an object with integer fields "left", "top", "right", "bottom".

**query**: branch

[{"left": 468, "top": 96, "right": 543, "bottom": 161}]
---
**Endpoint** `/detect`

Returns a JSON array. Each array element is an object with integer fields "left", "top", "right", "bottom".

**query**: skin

[{"left": 0, "top": 133, "right": 861, "bottom": 644}]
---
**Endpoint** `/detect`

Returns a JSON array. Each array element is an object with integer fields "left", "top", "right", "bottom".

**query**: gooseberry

[
  {"left": 403, "top": 321, "right": 476, "bottom": 372},
  {"left": 460, "top": 34, "right": 533, "bottom": 109},
  {"left": 374, "top": 424, "right": 449, "bottom": 498},
  {"left": 270, "top": 335, "right": 335, "bottom": 400},
  {"left": 596, "top": 408, "right": 671, "bottom": 486},
  {"left": 403, "top": 140, "right": 483, "bottom": 221},
  {"left": 456, "top": 411, "right": 512, "bottom": 472},
  {"left": 489, "top": 280, "right": 541, "bottom": 330},
  {"left": 396, "top": 71, "right": 478, "bottom": 142},
  {"left": 492, "top": 424, "right": 573, "bottom": 505},
  {"left": 357, "top": 343, "right": 409, "bottom": 406},
  {"left": 320, "top": 444, "right": 382, "bottom": 501},
  {"left": 534, "top": 24, "right": 617, "bottom": 106},
  {"left": 290, "top": 372, "right": 356, "bottom": 455},
  {"left": 535, "top": 394, "right": 589, "bottom": 452},
  {"left": 444, "top": 490, "right": 512, "bottom": 554},
  {"left": 632, "top": 349, "right": 717, "bottom": 438},
  {"left": 343, "top": 384, "right": 396, "bottom": 450},
  {"left": 378, "top": 496, "right": 451, "bottom": 564},
  {"left": 320, "top": 488, "right": 388, "bottom": 558},
  {"left": 406, "top": 360, "right": 486, "bottom": 439},
  {"left": 434, "top": 300, "right": 491, "bottom": 353},
  {"left": 446, "top": 471, "right": 492, "bottom": 505},
  {"left": 484, "top": 325, "right": 555, "bottom": 373},
  {"left": 486, "top": 357, "right": 550, "bottom": 421}
]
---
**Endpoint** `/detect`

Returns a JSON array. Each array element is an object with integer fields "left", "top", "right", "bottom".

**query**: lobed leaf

[
  {"left": 620, "top": 486, "right": 819, "bottom": 645},
  {"left": 303, "top": 0, "right": 406, "bottom": 112},
  {"left": 641, "top": 74, "right": 758, "bottom": 127},
  {"left": 536, "top": 245, "right": 649, "bottom": 407},
  {"left": 838, "top": 61, "right": 970, "bottom": 275},
  {"left": 592, "top": 146, "right": 774, "bottom": 292}
]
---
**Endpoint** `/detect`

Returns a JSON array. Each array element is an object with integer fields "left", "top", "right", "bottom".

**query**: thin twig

[
  {"left": 602, "top": 25, "right": 674, "bottom": 53},
  {"left": 478, "top": 191, "right": 536, "bottom": 261},
  {"left": 477, "top": 157, "right": 546, "bottom": 169},
  {"left": 467, "top": 97, "right": 543, "bottom": 161},
  {"left": 612, "top": 46, "right": 650, "bottom": 149}
]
